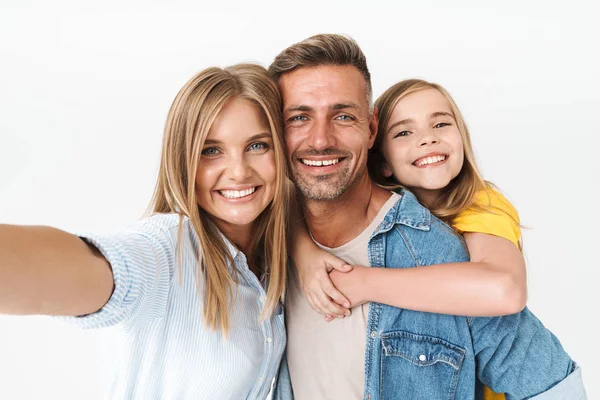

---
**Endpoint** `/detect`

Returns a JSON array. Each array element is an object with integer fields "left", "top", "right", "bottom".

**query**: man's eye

[
  {"left": 434, "top": 122, "right": 450, "bottom": 129},
  {"left": 288, "top": 115, "right": 307, "bottom": 122},
  {"left": 393, "top": 130, "right": 411, "bottom": 138},
  {"left": 336, "top": 115, "right": 354, "bottom": 121},
  {"left": 201, "top": 147, "right": 220, "bottom": 156}
]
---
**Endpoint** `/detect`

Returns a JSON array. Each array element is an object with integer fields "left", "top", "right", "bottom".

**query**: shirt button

[
  {"left": 370, "top": 331, "right": 377, "bottom": 339},
  {"left": 419, "top": 354, "right": 427, "bottom": 362},
  {"left": 266, "top": 337, "right": 273, "bottom": 343}
]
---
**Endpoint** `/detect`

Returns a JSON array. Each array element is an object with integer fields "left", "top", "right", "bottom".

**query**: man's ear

[{"left": 367, "top": 106, "right": 379, "bottom": 149}]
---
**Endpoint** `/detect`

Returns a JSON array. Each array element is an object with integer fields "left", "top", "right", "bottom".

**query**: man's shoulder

[{"left": 377, "top": 190, "right": 469, "bottom": 264}]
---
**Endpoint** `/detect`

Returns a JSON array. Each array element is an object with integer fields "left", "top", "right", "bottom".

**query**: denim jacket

[{"left": 274, "top": 189, "right": 586, "bottom": 400}]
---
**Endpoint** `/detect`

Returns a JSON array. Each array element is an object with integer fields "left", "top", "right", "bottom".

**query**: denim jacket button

[
  {"left": 419, "top": 354, "right": 427, "bottom": 362},
  {"left": 366, "top": 394, "right": 371, "bottom": 400},
  {"left": 370, "top": 331, "right": 377, "bottom": 339}
]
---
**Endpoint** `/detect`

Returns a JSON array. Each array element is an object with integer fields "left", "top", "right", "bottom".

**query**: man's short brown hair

[{"left": 268, "top": 33, "right": 372, "bottom": 109}]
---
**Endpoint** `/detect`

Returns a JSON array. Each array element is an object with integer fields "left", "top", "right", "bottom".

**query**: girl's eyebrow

[
  {"left": 387, "top": 111, "right": 456, "bottom": 133},
  {"left": 429, "top": 111, "right": 455, "bottom": 120},
  {"left": 387, "top": 118, "right": 414, "bottom": 134}
]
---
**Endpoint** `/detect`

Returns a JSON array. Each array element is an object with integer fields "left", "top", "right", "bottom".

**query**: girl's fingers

[{"left": 322, "top": 281, "right": 351, "bottom": 309}]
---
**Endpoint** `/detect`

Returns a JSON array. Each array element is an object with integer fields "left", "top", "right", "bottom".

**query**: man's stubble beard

[{"left": 293, "top": 161, "right": 364, "bottom": 201}]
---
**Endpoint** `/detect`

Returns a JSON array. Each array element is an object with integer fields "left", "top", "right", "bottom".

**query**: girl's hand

[
  {"left": 324, "top": 265, "right": 371, "bottom": 322},
  {"left": 296, "top": 249, "right": 353, "bottom": 319}
]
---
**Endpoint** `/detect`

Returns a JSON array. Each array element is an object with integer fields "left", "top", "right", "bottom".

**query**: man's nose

[{"left": 306, "top": 119, "right": 336, "bottom": 150}]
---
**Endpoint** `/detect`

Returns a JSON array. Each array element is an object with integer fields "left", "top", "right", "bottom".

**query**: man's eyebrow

[
  {"left": 203, "top": 132, "right": 271, "bottom": 145},
  {"left": 284, "top": 102, "right": 361, "bottom": 113},
  {"left": 332, "top": 102, "right": 359, "bottom": 110},
  {"left": 284, "top": 105, "right": 313, "bottom": 113}
]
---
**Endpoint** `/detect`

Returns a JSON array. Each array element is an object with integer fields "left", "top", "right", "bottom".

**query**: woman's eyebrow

[
  {"left": 245, "top": 132, "right": 272, "bottom": 143},
  {"left": 203, "top": 132, "right": 271, "bottom": 146}
]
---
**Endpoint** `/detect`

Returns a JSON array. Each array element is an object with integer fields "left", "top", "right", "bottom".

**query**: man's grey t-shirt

[{"left": 286, "top": 192, "right": 400, "bottom": 400}]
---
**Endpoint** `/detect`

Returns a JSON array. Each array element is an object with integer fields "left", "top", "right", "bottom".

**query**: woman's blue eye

[
  {"left": 201, "top": 147, "right": 219, "bottom": 156},
  {"left": 434, "top": 122, "right": 450, "bottom": 129},
  {"left": 249, "top": 142, "right": 269, "bottom": 152}
]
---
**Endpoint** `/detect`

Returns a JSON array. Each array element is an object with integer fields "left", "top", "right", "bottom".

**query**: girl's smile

[{"left": 381, "top": 88, "right": 464, "bottom": 204}]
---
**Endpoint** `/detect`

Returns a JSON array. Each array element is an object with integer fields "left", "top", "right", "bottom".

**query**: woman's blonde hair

[
  {"left": 149, "top": 64, "right": 289, "bottom": 334},
  {"left": 369, "top": 79, "right": 488, "bottom": 224}
]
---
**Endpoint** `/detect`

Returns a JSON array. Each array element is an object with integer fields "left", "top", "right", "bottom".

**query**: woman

[{"left": 0, "top": 64, "right": 290, "bottom": 399}]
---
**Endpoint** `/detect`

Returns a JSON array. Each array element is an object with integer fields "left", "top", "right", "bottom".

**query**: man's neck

[{"left": 302, "top": 175, "right": 391, "bottom": 248}]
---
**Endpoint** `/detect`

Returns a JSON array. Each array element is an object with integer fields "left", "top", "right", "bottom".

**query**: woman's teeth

[{"left": 219, "top": 187, "right": 256, "bottom": 199}]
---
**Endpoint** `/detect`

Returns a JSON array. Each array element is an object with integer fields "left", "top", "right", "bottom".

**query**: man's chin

[{"left": 295, "top": 183, "right": 347, "bottom": 202}]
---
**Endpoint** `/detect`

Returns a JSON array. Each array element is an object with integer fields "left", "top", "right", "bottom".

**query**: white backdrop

[{"left": 1, "top": 1, "right": 598, "bottom": 398}]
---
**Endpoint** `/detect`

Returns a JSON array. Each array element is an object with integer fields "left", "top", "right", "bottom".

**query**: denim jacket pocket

[{"left": 379, "top": 331, "right": 465, "bottom": 400}]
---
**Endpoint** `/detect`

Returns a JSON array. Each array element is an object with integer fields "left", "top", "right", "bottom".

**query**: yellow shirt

[
  {"left": 453, "top": 188, "right": 520, "bottom": 247},
  {"left": 453, "top": 188, "right": 521, "bottom": 400}
]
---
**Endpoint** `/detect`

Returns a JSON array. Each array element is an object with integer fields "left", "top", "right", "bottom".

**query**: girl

[
  {"left": 296, "top": 79, "right": 526, "bottom": 321},
  {"left": 294, "top": 79, "right": 528, "bottom": 400},
  {"left": 0, "top": 64, "right": 290, "bottom": 399}
]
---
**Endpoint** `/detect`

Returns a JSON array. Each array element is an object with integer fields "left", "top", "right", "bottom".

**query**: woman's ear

[{"left": 381, "top": 163, "right": 393, "bottom": 178}]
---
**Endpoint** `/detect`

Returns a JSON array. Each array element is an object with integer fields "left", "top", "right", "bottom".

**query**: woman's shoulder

[{"left": 131, "top": 213, "right": 188, "bottom": 237}]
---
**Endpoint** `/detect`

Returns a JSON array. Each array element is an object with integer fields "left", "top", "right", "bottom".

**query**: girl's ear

[{"left": 382, "top": 163, "right": 393, "bottom": 178}]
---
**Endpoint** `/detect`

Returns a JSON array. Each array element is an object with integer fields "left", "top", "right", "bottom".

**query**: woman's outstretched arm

[{"left": 0, "top": 224, "right": 114, "bottom": 316}]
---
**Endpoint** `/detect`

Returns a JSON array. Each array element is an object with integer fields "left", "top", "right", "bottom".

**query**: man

[{"left": 269, "top": 34, "right": 585, "bottom": 400}]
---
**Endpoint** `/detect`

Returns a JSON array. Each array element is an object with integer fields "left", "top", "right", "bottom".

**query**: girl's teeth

[
  {"left": 416, "top": 155, "right": 446, "bottom": 166},
  {"left": 219, "top": 187, "right": 256, "bottom": 199}
]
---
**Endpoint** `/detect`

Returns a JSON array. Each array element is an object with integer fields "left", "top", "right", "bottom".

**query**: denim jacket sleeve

[
  {"left": 529, "top": 365, "right": 586, "bottom": 399},
  {"left": 469, "top": 309, "right": 586, "bottom": 399}
]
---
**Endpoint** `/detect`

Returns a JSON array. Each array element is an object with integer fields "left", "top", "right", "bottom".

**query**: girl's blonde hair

[
  {"left": 150, "top": 64, "right": 289, "bottom": 334},
  {"left": 369, "top": 79, "right": 488, "bottom": 224}
]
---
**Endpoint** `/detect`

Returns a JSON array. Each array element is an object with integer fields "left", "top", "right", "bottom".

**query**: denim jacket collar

[{"left": 371, "top": 189, "right": 432, "bottom": 238}]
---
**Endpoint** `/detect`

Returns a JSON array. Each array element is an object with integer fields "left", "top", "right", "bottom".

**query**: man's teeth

[
  {"left": 219, "top": 187, "right": 256, "bottom": 199},
  {"left": 301, "top": 158, "right": 340, "bottom": 167},
  {"left": 415, "top": 155, "right": 447, "bottom": 167}
]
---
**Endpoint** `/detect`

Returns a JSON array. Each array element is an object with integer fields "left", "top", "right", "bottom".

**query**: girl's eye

[
  {"left": 434, "top": 122, "right": 450, "bottom": 129},
  {"left": 201, "top": 147, "right": 220, "bottom": 156},
  {"left": 393, "top": 130, "right": 411, "bottom": 138}
]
